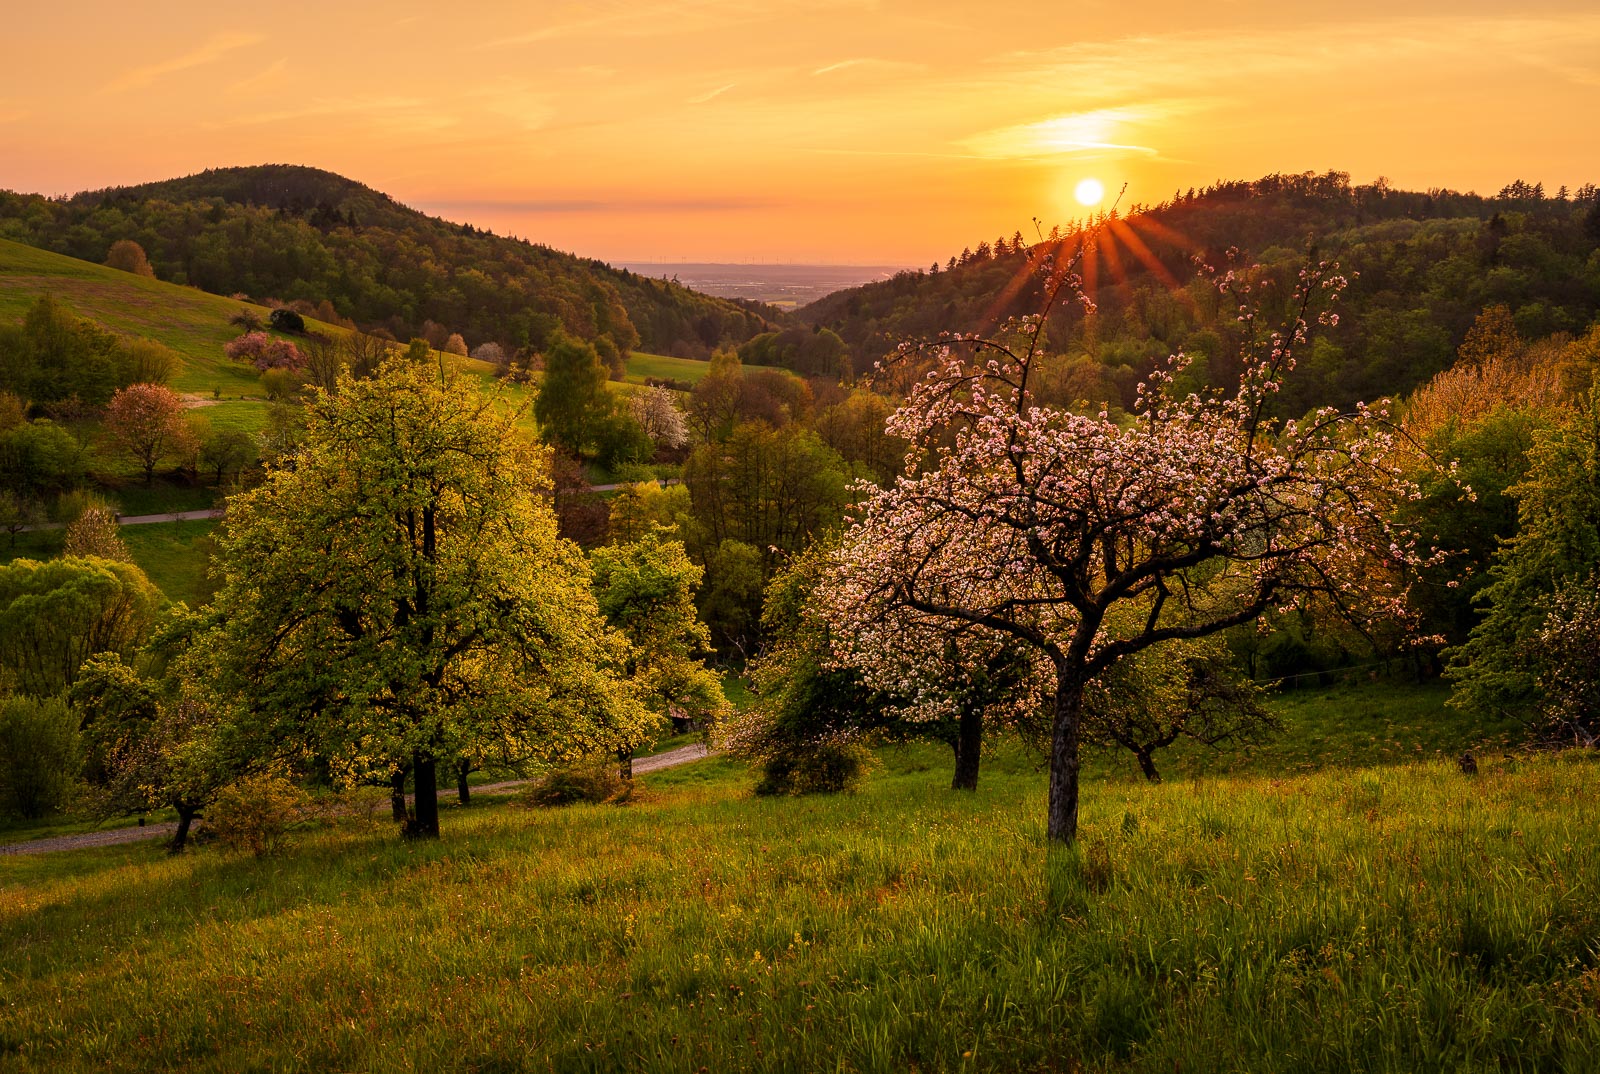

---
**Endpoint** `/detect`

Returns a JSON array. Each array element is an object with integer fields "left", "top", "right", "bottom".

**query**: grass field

[
  {"left": 3, "top": 684, "right": 1594, "bottom": 1073},
  {"left": 0, "top": 517, "right": 218, "bottom": 608}
]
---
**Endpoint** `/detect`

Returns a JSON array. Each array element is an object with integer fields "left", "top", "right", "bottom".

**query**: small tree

[
  {"left": 591, "top": 530, "right": 728, "bottom": 777},
  {"left": 104, "top": 383, "right": 195, "bottom": 483},
  {"left": 72, "top": 652, "right": 233, "bottom": 852},
  {"left": 828, "top": 246, "right": 1433, "bottom": 843},
  {"left": 63, "top": 506, "right": 130, "bottom": 562},
  {"left": 103, "top": 239, "right": 155, "bottom": 278},
  {"left": 1080, "top": 635, "right": 1275, "bottom": 782},
  {"left": 535, "top": 333, "right": 611, "bottom": 454},
  {"left": 199, "top": 427, "right": 255, "bottom": 485},
  {"left": 629, "top": 386, "right": 689, "bottom": 450},
  {"left": 444, "top": 333, "right": 468, "bottom": 356}
]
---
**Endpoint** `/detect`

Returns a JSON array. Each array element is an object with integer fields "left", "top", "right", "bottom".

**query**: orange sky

[{"left": 4, "top": 2, "right": 1599, "bottom": 263}]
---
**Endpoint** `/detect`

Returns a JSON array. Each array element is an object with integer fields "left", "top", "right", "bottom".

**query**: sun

[{"left": 1074, "top": 177, "right": 1106, "bottom": 207}]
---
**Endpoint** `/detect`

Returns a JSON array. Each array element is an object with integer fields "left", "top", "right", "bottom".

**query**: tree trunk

[
  {"left": 951, "top": 705, "right": 983, "bottom": 791},
  {"left": 169, "top": 804, "right": 198, "bottom": 854},
  {"left": 617, "top": 747, "right": 634, "bottom": 782},
  {"left": 1047, "top": 674, "right": 1086, "bottom": 844},
  {"left": 411, "top": 753, "right": 439, "bottom": 838},
  {"left": 390, "top": 769, "right": 408, "bottom": 823},
  {"left": 456, "top": 758, "right": 471, "bottom": 806},
  {"left": 1135, "top": 748, "right": 1162, "bottom": 783}
]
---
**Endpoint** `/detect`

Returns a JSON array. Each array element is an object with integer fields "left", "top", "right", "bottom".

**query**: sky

[{"left": 3, "top": 1, "right": 1599, "bottom": 264}]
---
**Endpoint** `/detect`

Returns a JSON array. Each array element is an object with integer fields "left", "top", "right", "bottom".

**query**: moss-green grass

[
  {"left": 117, "top": 520, "right": 218, "bottom": 607},
  {"left": 0, "top": 238, "right": 307, "bottom": 397},
  {"left": 3, "top": 739, "right": 1596, "bottom": 1073}
]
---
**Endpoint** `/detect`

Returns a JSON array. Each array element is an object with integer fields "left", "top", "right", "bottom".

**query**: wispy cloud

[
  {"left": 687, "top": 83, "right": 736, "bottom": 105},
  {"left": 418, "top": 196, "right": 774, "bottom": 214},
  {"left": 227, "top": 58, "right": 288, "bottom": 97},
  {"left": 811, "top": 57, "right": 923, "bottom": 77},
  {"left": 484, "top": 0, "right": 874, "bottom": 48},
  {"left": 105, "top": 31, "right": 263, "bottom": 93},
  {"left": 961, "top": 106, "right": 1179, "bottom": 161}
]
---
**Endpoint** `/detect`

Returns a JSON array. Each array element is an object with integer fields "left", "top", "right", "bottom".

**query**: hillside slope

[
  {"left": 804, "top": 172, "right": 1600, "bottom": 412},
  {"left": 0, "top": 165, "right": 785, "bottom": 360}
]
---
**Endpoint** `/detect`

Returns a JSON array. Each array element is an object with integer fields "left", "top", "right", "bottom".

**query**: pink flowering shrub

[{"left": 225, "top": 332, "right": 304, "bottom": 372}]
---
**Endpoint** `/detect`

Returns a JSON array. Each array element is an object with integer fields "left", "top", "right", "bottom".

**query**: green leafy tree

[
  {"left": 0, "top": 694, "right": 81, "bottom": 819},
  {"left": 591, "top": 530, "right": 728, "bottom": 776},
  {"left": 0, "top": 419, "right": 87, "bottom": 496},
  {"left": 534, "top": 333, "right": 611, "bottom": 454},
  {"left": 0, "top": 556, "right": 160, "bottom": 696},
  {"left": 199, "top": 359, "right": 648, "bottom": 838},
  {"left": 70, "top": 650, "right": 232, "bottom": 851},
  {"left": 1450, "top": 397, "right": 1600, "bottom": 730}
]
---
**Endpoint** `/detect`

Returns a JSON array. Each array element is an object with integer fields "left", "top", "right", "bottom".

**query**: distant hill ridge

[
  {"left": 803, "top": 170, "right": 1600, "bottom": 412},
  {"left": 0, "top": 164, "right": 785, "bottom": 359}
]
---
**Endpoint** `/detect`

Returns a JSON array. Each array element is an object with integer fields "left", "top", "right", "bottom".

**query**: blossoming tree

[{"left": 821, "top": 245, "right": 1433, "bottom": 843}]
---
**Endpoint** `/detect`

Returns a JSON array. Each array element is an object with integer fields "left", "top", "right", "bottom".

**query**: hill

[
  {"left": 0, "top": 165, "right": 786, "bottom": 360},
  {"left": 803, "top": 172, "right": 1600, "bottom": 413}
]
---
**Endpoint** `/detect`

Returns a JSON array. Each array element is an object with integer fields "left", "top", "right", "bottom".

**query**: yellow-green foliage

[
  {"left": 4, "top": 748, "right": 1597, "bottom": 1071},
  {"left": 206, "top": 773, "right": 313, "bottom": 858}
]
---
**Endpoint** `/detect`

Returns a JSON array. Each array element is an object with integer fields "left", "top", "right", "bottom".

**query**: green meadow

[{"left": 3, "top": 684, "right": 1595, "bottom": 1073}]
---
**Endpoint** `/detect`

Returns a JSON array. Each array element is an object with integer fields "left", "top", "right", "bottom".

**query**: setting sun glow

[{"left": 1074, "top": 178, "right": 1106, "bottom": 207}]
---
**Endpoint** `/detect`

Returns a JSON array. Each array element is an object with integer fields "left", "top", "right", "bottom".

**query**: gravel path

[{"left": 0, "top": 743, "right": 714, "bottom": 857}]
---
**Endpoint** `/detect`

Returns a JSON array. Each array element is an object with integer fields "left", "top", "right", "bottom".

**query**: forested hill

[
  {"left": 803, "top": 172, "right": 1600, "bottom": 413},
  {"left": 0, "top": 164, "right": 784, "bottom": 358}
]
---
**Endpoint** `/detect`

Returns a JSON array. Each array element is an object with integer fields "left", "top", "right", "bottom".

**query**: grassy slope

[{"left": 3, "top": 687, "right": 1595, "bottom": 1072}]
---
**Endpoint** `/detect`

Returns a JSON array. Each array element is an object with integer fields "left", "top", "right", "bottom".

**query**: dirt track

[{"left": 0, "top": 743, "right": 713, "bottom": 857}]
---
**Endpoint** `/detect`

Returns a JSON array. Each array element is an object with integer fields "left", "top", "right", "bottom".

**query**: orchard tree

[
  {"left": 199, "top": 358, "right": 648, "bottom": 838},
  {"left": 629, "top": 386, "right": 689, "bottom": 450},
  {"left": 104, "top": 383, "right": 195, "bottom": 483},
  {"left": 824, "top": 245, "right": 1434, "bottom": 843}
]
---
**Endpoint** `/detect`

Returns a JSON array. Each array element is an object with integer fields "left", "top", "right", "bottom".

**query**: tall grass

[{"left": 3, "top": 744, "right": 1596, "bottom": 1072}]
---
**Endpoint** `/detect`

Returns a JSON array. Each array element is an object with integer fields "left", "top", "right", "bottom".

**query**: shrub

[
  {"left": 229, "top": 309, "right": 264, "bottom": 333},
  {"left": 0, "top": 694, "right": 81, "bottom": 818},
  {"left": 268, "top": 308, "right": 306, "bottom": 334},
  {"left": 206, "top": 772, "right": 311, "bottom": 856},
  {"left": 753, "top": 739, "right": 875, "bottom": 797},
  {"left": 525, "top": 758, "right": 636, "bottom": 807}
]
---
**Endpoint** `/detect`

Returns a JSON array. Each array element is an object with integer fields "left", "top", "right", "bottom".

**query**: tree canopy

[{"left": 198, "top": 358, "right": 648, "bottom": 837}]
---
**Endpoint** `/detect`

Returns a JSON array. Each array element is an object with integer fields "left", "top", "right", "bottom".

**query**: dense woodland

[{"left": 0, "top": 165, "right": 784, "bottom": 361}]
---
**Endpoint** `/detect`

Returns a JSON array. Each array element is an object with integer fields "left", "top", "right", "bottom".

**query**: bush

[
  {"left": 525, "top": 758, "right": 637, "bottom": 807},
  {"left": 0, "top": 694, "right": 81, "bottom": 818},
  {"left": 753, "top": 740, "right": 875, "bottom": 797},
  {"left": 207, "top": 773, "right": 311, "bottom": 856},
  {"left": 268, "top": 308, "right": 305, "bottom": 334}
]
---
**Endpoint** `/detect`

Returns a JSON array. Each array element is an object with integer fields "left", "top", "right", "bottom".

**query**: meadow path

[{"left": 0, "top": 743, "right": 712, "bottom": 857}]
